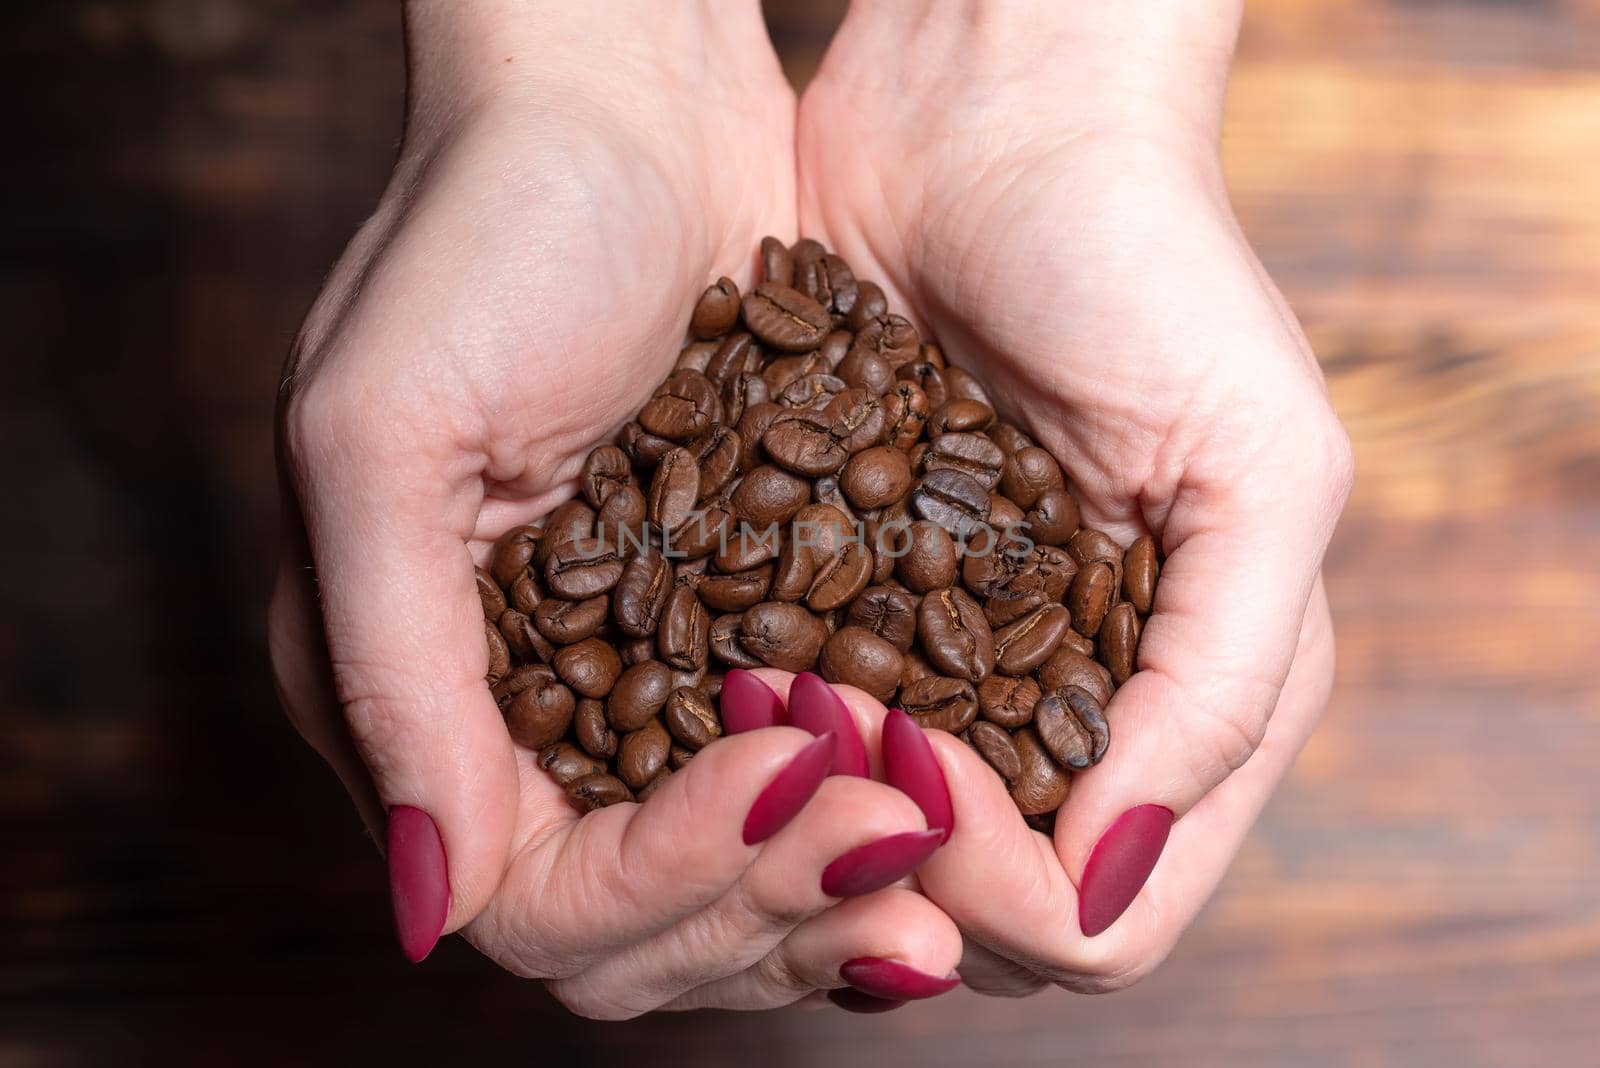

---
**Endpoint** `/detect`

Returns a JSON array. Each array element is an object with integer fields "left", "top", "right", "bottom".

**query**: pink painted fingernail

[
  {"left": 882, "top": 709, "right": 954, "bottom": 842},
  {"left": 743, "top": 733, "right": 837, "bottom": 845},
  {"left": 1078, "top": 804, "right": 1174, "bottom": 937},
  {"left": 828, "top": 987, "right": 905, "bottom": 1013},
  {"left": 840, "top": 958, "right": 960, "bottom": 1000},
  {"left": 820, "top": 829, "right": 945, "bottom": 898},
  {"left": 720, "top": 669, "right": 786, "bottom": 733},
  {"left": 787, "top": 672, "right": 869, "bottom": 777},
  {"left": 387, "top": 805, "right": 450, "bottom": 963}
]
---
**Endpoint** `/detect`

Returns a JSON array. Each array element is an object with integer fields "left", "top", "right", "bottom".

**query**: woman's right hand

[{"left": 267, "top": 2, "right": 959, "bottom": 1016}]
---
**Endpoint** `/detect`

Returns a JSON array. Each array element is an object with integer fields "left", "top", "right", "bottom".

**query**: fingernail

[
  {"left": 881, "top": 709, "right": 954, "bottom": 842},
  {"left": 821, "top": 829, "right": 945, "bottom": 898},
  {"left": 828, "top": 987, "right": 906, "bottom": 1014},
  {"left": 787, "top": 672, "right": 869, "bottom": 777},
  {"left": 387, "top": 805, "right": 450, "bottom": 963},
  {"left": 1078, "top": 804, "right": 1174, "bottom": 937},
  {"left": 840, "top": 958, "right": 961, "bottom": 1000},
  {"left": 721, "top": 669, "right": 786, "bottom": 734},
  {"left": 743, "top": 733, "right": 838, "bottom": 845}
]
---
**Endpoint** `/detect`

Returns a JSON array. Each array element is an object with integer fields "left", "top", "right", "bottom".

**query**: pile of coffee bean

[{"left": 478, "top": 237, "right": 1160, "bottom": 828}]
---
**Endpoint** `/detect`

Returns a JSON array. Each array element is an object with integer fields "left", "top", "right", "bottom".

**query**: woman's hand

[
  {"left": 797, "top": 0, "right": 1353, "bottom": 994},
  {"left": 268, "top": 2, "right": 958, "bottom": 1015}
]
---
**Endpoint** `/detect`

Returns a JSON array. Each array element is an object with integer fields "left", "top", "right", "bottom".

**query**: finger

[
  {"left": 953, "top": 939, "right": 1050, "bottom": 999},
  {"left": 1057, "top": 434, "right": 1352, "bottom": 936},
  {"left": 477, "top": 725, "right": 840, "bottom": 978},
  {"left": 284, "top": 382, "right": 522, "bottom": 962},
  {"left": 658, "top": 887, "right": 963, "bottom": 1012},
  {"left": 545, "top": 772, "right": 943, "bottom": 1018},
  {"left": 738, "top": 668, "right": 887, "bottom": 779}
]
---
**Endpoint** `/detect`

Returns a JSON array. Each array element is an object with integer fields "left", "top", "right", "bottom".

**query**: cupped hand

[
  {"left": 268, "top": 3, "right": 957, "bottom": 1015},
  {"left": 796, "top": 2, "right": 1353, "bottom": 994}
]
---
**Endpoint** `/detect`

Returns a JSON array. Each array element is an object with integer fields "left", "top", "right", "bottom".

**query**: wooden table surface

[{"left": 4, "top": 2, "right": 1597, "bottom": 1064}]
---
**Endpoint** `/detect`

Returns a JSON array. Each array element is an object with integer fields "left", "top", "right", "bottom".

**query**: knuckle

[
  {"left": 544, "top": 977, "right": 650, "bottom": 1022},
  {"left": 752, "top": 948, "right": 815, "bottom": 999}
]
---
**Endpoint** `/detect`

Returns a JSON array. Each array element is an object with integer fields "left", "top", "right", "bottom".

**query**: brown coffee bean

[
  {"left": 943, "top": 365, "right": 992, "bottom": 407},
  {"left": 691, "top": 277, "right": 741, "bottom": 339},
  {"left": 1100, "top": 602, "right": 1141, "bottom": 684},
  {"left": 807, "top": 542, "right": 873, "bottom": 613},
  {"left": 763, "top": 352, "right": 827, "bottom": 393},
  {"left": 553, "top": 636, "right": 623, "bottom": 698},
  {"left": 613, "top": 548, "right": 671, "bottom": 638},
  {"left": 883, "top": 382, "right": 929, "bottom": 450},
  {"left": 675, "top": 340, "right": 718, "bottom": 373},
  {"left": 498, "top": 667, "right": 575, "bottom": 750},
  {"left": 731, "top": 464, "right": 811, "bottom": 526},
  {"left": 580, "top": 446, "right": 633, "bottom": 508},
  {"left": 978, "top": 675, "right": 1041, "bottom": 729},
  {"left": 918, "top": 587, "right": 995, "bottom": 683},
  {"left": 796, "top": 252, "right": 858, "bottom": 320},
  {"left": 1037, "top": 648, "right": 1114, "bottom": 706},
  {"left": 1123, "top": 535, "right": 1159, "bottom": 615},
  {"left": 901, "top": 675, "right": 979, "bottom": 733},
  {"left": 499, "top": 608, "right": 555, "bottom": 664},
  {"left": 658, "top": 585, "right": 710, "bottom": 671},
  {"left": 993, "top": 603, "right": 1073, "bottom": 676},
  {"left": 1068, "top": 561, "right": 1115, "bottom": 637},
  {"left": 835, "top": 347, "right": 895, "bottom": 395},
  {"left": 618, "top": 636, "right": 656, "bottom": 666},
  {"left": 476, "top": 567, "right": 507, "bottom": 620},
  {"left": 534, "top": 593, "right": 609, "bottom": 644},
  {"left": 1010, "top": 728, "right": 1071, "bottom": 815},
  {"left": 761, "top": 414, "right": 848, "bottom": 477},
  {"left": 968, "top": 721, "right": 1022, "bottom": 783},
  {"left": 607, "top": 660, "right": 673, "bottom": 731},
  {"left": 761, "top": 235, "right": 793, "bottom": 287},
  {"left": 847, "top": 280, "right": 888, "bottom": 331},
  {"left": 776, "top": 371, "right": 847, "bottom": 410},
  {"left": 707, "top": 332, "right": 760, "bottom": 387},
  {"left": 848, "top": 313, "right": 920, "bottom": 368},
  {"left": 739, "top": 601, "right": 828, "bottom": 672},
  {"left": 821, "top": 388, "right": 887, "bottom": 454},
  {"left": 721, "top": 370, "right": 765, "bottom": 426},
  {"left": 696, "top": 566, "right": 773, "bottom": 612},
  {"left": 485, "top": 619, "right": 511, "bottom": 684},
  {"left": 894, "top": 520, "right": 958, "bottom": 593},
  {"left": 928, "top": 398, "right": 995, "bottom": 436},
  {"left": 567, "top": 772, "right": 634, "bottom": 812},
  {"left": 669, "top": 496, "right": 735, "bottom": 560},
  {"left": 620, "top": 421, "right": 676, "bottom": 470},
  {"left": 664, "top": 687, "right": 722, "bottom": 750},
  {"left": 538, "top": 742, "right": 606, "bottom": 786},
  {"left": 617, "top": 718, "right": 671, "bottom": 791},
  {"left": 506, "top": 569, "right": 544, "bottom": 616},
  {"left": 1025, "top": 487, "right": 1080, "bottom": 546},
  {"left": 489, "top": 523, "right": 540, "bottom": 588},
  {"left": 574, "top": 698, "right": 618, "bottom": 759},
  {"left": 669, "top": 744, "right": 696, "bottom": 770},
  {"left": 742, "top": 282, "right": 831, "bottom": 352},
  {"left": 1034, "top": 686, "right": 1110, "bottom": 770},
  {"left": 687, "top": 424, "right": 741, "bottom": 501},
  {"left": 819, "top": 625, "right": 903, "bottom": 703},
  {"left": 922, "top": 432, "right": 1005, "bottom": 490},
  {"left": 713, "top": 522, "right": 783, "bottom": 574},
  {"left": 989, "top": 422, "right": 1034, "bottom": 454},
  {"left": 1069, "top": 528, "right": 1123, "bottom": 589},
  {"left": 840, "top": 446, "right": 912, "bottom": 510},
  {"left": 648, "top": 447, "right": 702, "bottom": 535},
  {"left": 639, "top": 369, "right": 722, "bottom": 443},
  {"left": 897, "top": 361, "right": 948, "bottom": 410},
  {"left": 910, "top": 468, "right": 991, "bottom": 539},
  {"left": 544, "top": 530, "right": 624, "bottom": 600},
  {"left": 597, "top": 483, "right": 649, "bottom": 560},
  {"left": 847, "top": 586, "right": 919, "bottom": 652},
  {"left": 710, "top": 612, "right": 764, "bottom": 668},
  {"left": 999, "top": 447, "right": 1065, "bottom": 509}
]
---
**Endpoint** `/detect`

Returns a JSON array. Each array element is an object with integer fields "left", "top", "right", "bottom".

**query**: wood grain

[{"left": 3, "top": 1, "right": 1597, "bottom": 1065}]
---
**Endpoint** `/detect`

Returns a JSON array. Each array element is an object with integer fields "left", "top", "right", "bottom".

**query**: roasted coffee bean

[
  {"left": 822, "top": 388, "right": 887, "bottom": 454},
  {"left": 691, "top": 277, "right": 741, "bottom": 339},
  {"left": 581, "top": 445, "right": 634, "bottom": 508},
  {"left": 669, "top": 744, "right": 696, "bottom": 770},
  {"left": 534, "top": 594, "right": 609, "bottom": 644},
  {"left": 1059, "top": 627, "right": 1096, "bottom": 659},
  {"left": 1025, "top": 487, "right": 1080, "bottom": 546},
  {"left": 617, "top": 719, "right": 672, "bottom": 791},
  {"left": 991, "top": 604, "right": 1071, "bottom": 676},
  {"left": 710, "top": 613, "right": 764, "bottom": 668},
  {"left": 485, "top": 619, "right": 511, "bottom": 684},
  {"left": 1068, "top": 561, "right": 1115, "bottom": 637},
  {"left": 776, "top": 371, "right": 847, "bottom": 410},
  {"left": 897, "top": 361, "right": 948, "bottom": 410},
  {"left": 538, "top": 742, "right": 606, "bottom": 786},
  {"left": 619, "top": 636, "right": 656, "bottom": 666},
  {"left": 899, "top": 650, "right": 936, "bottom": 689},
  {"left": 922, "top": 433, "right": 1005, "bottom": 490},
  {"left": 883, "top": 382, "right": 930, "bottom": 450},
  {"left": 1035, "top": 686, "right": 1109, "bottom": 770},
  {"left": 537, "top": 500, "right": 594, "bottom": 564},
  {"left": 918, "top": 587, "right": 995, "bottom": 683},
  {"left": 648, "top": 447, "right": 702, "bottom": 535},
  {"left": 567, "top": 772, "right": 634, "bottom": 812},
  {"left": 968, "top": 721, "right": 1022, "bottom": 783},
  {"left": 553, "top": 636, "right": 623, "bottom": 698},
  {"left": 1123, "top": 535, "right": 1159, "bottom": 615},
  {"left": 675, "top": 340, "right": 718, "bottom": 373},
  {"left": 742, "top": 282, "right": 832, "bottom": 352},
  {"left": 762, "top": 414, "right": 848, "bottom": 476},
  {"left": 943, "top": 365, "right": 992, "bottom": 406},
  {"left": 713, "top": 522, "right": 783, "bottom": 573},
  {"left": 901, "top": 675, "right": 979, "bottom": 733},
  {"left": 892, "top": 519, "right": 957, "bottom": 593},
  {"left": 928, "top": 398, "right": 995, "bottom": 436},
  {"left": 999, "top": 447, "right": 1065, "bottom": 509},
  {"left": 664, "top": 686, "right": 723, "bottom": 750},
  {"left": 499, "top": 608, "right": 555, "bottom": 664},
  {"left": 489, "top": 523, "right": 540, "bottom": 587},
  {"left": 848, "top": 280, "right": 888, "bottom": 331},
  {"left": 544, "top": 536, "right": 624, "bottom": 601},
  {"left": 1100, "top": 602, "right": 1141, "bottom": 685},
  {"left": 658, "top": 585, "right": 710, "bottom": 671},
  {"left": 498, "top": 667, "right": 576, "bottom": 750},
  {"left": 819, "top": 625, "right": 903, "bottom": 703},
  {"left": 614, "top": 548, "right": 672, "bottom": 637},
  {"left": 637, "top": 770, "right": 672, "bottom": 802},
  {"left": 797, "top": 252, "right": 858, "bottom": 320},
  {"left": 835, "top": 347, "right": 895, "bottom": 395},
  {"left": 1010, "top": 728, "right": 1071, "bottom": 815},
  {"left": 607, "top": 660, "right": 674, "bottom": 731},
  {"left": 507, "top": 570, "right": 544, "bottom": 616},
  {"left": 669, "top": 496, "right": 735, "bottom": 560},
  {"left": 761, "top": 235, "right": 794, "bottom": 287},
  {"left": 687, "top": 425, "right": 742, "bottom": 500},
  {"left": 847, "top": 585, "right": 919, "bottom": 652},
  {"left": 840, "top": 446, "right": 913, "bottom": 510},
  {"left": 763, "top": 352, "right": 827, "bottom": 393},
  {"left": 731, "top": 464, "right": 811, "bottom": 526},
  {"left": 808, "top": 541, "right": 872, "bottom": 611},
  {"left": 739, "top": 601, "right": 829, "bottom": 672},
  {"left": 919, "top": 341, "right": 947, "bottom": 369},
  {"left": 476, "top": 567, "right": 507, "bottom": 620},
  {"left": 848, "top": 314, "right": 920, "bottom": 368},
  {"left": 1069, "top": 528, "right": 1123, "bottom": 588},
  {"left": 721, "top": 370, "right": 764, "bottom": 427},
  {"left": 1037, "top": 648, "right": 1114, "bottom": 706},
  {"left": 734, "top": 402, "right": 783, "bottom": 473},
  {"left": 620, "top": 421, "right": 677, "bottom": 470},
  {"left": 707, "top": 332, "right": 761, "bottom": 388},
  {"left": 978, "top": 675, "right": 1041, "bottom": 729},
  {"left": 639, "top": 369, "right": 721, "bottom": 443},
  {"left": 910, "top": 468, "right": 991, "bottom": 539},
  {"left": 989, "top": 422, "right": 1034, "bottom": 455},
  {"left": 574, "top": 698, "right": 618, "bottom": 759},
  {"left": 597, "top": 484, "right": 649, "bottom": 560},
  {"left": 696, "top": 566, "right": 773, "bottom": 612}
]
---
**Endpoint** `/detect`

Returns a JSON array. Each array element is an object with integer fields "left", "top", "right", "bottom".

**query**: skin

[{"left": 269, "top": 0, "right": 1353, "bottom": 1012}]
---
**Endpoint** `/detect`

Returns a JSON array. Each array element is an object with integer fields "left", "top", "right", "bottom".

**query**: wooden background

[{"left": 4, "top": 1, "right": 1598, "bottom": 1064}]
